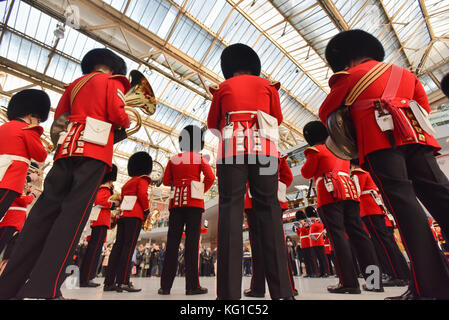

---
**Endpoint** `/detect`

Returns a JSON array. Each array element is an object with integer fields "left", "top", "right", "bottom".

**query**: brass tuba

[{"left": 143, "top": 209, "right": 160, "bottom": 232}]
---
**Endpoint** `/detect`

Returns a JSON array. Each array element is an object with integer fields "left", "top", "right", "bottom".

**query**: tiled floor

[{"left": 61, "top": 275, "right": 407, "bottom": 300}]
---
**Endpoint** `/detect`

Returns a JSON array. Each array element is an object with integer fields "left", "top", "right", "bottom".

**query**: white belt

[
  {"left": 316, "top": 172, "right": 350, "bottom": 184},
  {"left": 7, "top": 207, "right": 27, "bottom": 212},
  {"left": 0, "top": 154, "right": 31, "bottom": 181},
  {"left": 310, "top": 233, "right": 321, "bottom": 236},
  {"left": 227, "top": 111, "right": 257, "bottom": 115},
  {"left": 300, "top": 236, "right": 309, "bottom": 239}
]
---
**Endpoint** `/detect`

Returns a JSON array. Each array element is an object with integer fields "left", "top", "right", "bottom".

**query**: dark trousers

[
  {"left": 303, "top": 247, "right": 318, "bottom": 276},
  {"left": 0, "top": 189, "right": 19, "bottom": 221},
  {"left": 216, "top": 156, "right": 294, "bottom": 300},
  {"left": 160, "top": 207, "right": 202, "bottom": 291},
  {"left": 318, "top": 200, "right": 381, "bottom": 288},
  {"left": 362, "top": 215, "right": 410, "bottom": 280},
  {"left": 246, "top": 208, "right": 296, "bottom": 294},
  {"left": 364, "top": 144, "right": 449, "bottom": 298},
  {"left": 105, "top": 217, "right": 141, "bottom": 286},
  {"left": 79, "top": 225, "right": 108, "bottom": 284},
  {"left": 0, "top": 226, "right": 16, "bottom": 255},
  {"left": 312, "top": 246, "right": 329, "bottom": 276},
  {"left": 0, "top": 157, "right": 107, "bottom": 299}
]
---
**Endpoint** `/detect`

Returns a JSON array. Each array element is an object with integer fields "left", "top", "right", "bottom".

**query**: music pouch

[
  {"left": 409, "top": 100, "right": 436, "bottom": 136},
  {"left": 83, "top": 117, "right": 112, "bottom": 146},
  {"left": 191, "top": 180, "right": 204, "bottom": 200},
  {"left": 120, "top": 195, "right": 137, "bottom": 211},
  {"left": 257, "top": 110, "right": 279, "bottom": 143},
  {"left": 278, "top": 181, "right": 287, "bottom": 202},
  {"left": 89, "top": 206, "right": 102, "bottom": 222}
]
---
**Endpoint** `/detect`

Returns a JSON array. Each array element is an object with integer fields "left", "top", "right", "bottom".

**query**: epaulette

[
  {"left": 352, "top": 168, "right": 367, "bottom": 174},
  {"left": 209, "top": 85, "right": 219, "bottom": 95},
  {"left": 22, "top": 124, "right": 44, "bottom": 135},
  {"left": 109, "top": 74, "right": 131, "bottom": 92},
  {"left": 270, "top": 80, "right": 281, "bottom": 90},
  {"left": 304, "top": 146, "right": 319, "bottom": 154},
  {"left": 329, "top": 71, "right": 350, "bottom": 87}
]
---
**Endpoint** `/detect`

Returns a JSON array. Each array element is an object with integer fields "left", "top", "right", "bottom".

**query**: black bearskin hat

[
  {"left": 7, "top": 89, "right": 51, "bottom": 122},
  {"left": 303, "top": 121, "right": 328, "bottom": 146},
  {"left": 102, "top": 164, "right": 118, "bottom": 183},
  {"left": 220, "top": 43, "right": 261, "bottom": 80},
  {"left": 179, "top": 125, "right": 205, "bottom": 152},
  {"left": 127, "top": 152, "right": 153, "bottom": 177},
  {"left": 81, "top": 48, "right": 127, "bottom": 75},
  {"left": 325, "top": 29, "right": 385, "bottom": 73},
  {"left": 305, "top": 206, "right": 318, "bottom": 218},
  {"left": 441, "top": 73, "right": 449, "bottom": 98},
  {"left": 295, "top": 210, "right": 305, "bottom": 221}
]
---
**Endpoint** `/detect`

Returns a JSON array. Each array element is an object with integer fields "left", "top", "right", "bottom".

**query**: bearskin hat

[
  {"left": 7, "top": 89, "right": 51, "bottom": 122},
  {"left": 81, "top": 48, "right": 127, "bottom": 75},
  {"left": 325, "top": 29, "right": 385, "bottom": 73},
  {"left": 179, "top": 125, "right": 205, "bottom": 152},
  {"left": 220, "top": 43, "right": 261, "bottom": 80},
  {"left": 441, "top": 73, "right": 449, "bottom": 98},
  {"left": 102, "top": 164, "right": 118, "bottom": 184},
  {"left": 303, "top": 121, "right": 328, "bottom": 146},
  {"left": 127, "top": 152, "right": 153, "bottom": 177},
  {"left": 295, "top": 210, "right": 305, "bottom": 221},
  {"left": 305, "top": 206, "right": 318, "bottom": 218}
]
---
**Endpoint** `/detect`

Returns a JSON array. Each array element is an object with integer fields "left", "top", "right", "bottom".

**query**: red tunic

[
  {"left": 120, "top": 176, "right": 151, "bottom": 221},
  {"left": 207, "top": 75, "right": 283, "bottom": 159},
  {"left": 301, "top": 144, "right": 359, "bottom": 208},
  {"left": 90, "top": 186, "right": 113, "bottom": 228},
  {"left": 309, "top": 220, "right": 325, "bottom": 247},
  {"left": 0, "top": 121, "right": 47, "bottom": 193},
  {"left": 324, "top": 237, "right": 332, "bottom": 255},
  {"left": 163, "top": 152, "right": 215, "bottom": 211},
  {"left": 244, "top": 154, "right": 293, "bottom": 210},
  {"left": 298, "top": 225, "right": 311, "bottom": 249},
  {"left": 0, "top": 194, "right": 34, "bottom": 231},
  {"left": 351, "top": 168, "right": 384, "bottom": 218},
  {"left": 54, "top": 72, "right": 130, "bottom": 167},
  {"left": 318, "top": 60, "right": 440, "bottom": 165}
]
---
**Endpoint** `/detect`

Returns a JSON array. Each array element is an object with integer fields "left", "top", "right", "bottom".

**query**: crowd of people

[{"left": 0, "top": 28, "right": 449, "bottom": 300}]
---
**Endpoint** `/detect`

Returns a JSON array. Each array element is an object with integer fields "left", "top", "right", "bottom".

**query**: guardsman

[
  {"left": 104, "top": 152, "right": 152, "bottom": 293},
  {"left": 0, "top": 48, "right": 130, "bottom": 300},
  {"left": 320, "top": 30, "right": 449, "bottom": 299},
  {"left": 324, "top": 235, "right": 335, "bottom": 275},
  {"left": 158, "top": 125, "right": 215, "bottom": 296},
  {"left": 295, "top": 211, "right": 318, "bottom": 278},
  {"left": 301, "top": 121, "right": 382, "bottom": 294},
  {"left": 79, "top": 164, "right": 119, "bottom": 288},
  {"left": 243, "top": 154, "right": 298, "bottom": 298},
  {"left": 306, "top": 206, "right": 329, "bottom": 277},
  {"left": 0, "top": 90, "right": 49, "bottom": 220},
  {"left": 0, "top": 184, "right": 36, "bottom": 254},
  {"left": 207, "top": 43, "right": 294, "bottom": 300},
  {"left": 350, "top": 160, "right": 410, "bottom": 287}
]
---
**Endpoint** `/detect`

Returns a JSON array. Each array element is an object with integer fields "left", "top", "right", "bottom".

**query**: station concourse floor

[{"left": 61, "top": 275, "right": 406, "bottom": 300}]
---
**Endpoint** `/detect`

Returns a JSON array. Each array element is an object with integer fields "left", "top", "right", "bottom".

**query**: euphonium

[
  {"left": 114, "top": 70, "right": 156, "bottom": 143},
  {"left": 143, "top": 209, "right": 160, "bottom": 232},
  {"left": 125, "top": 70, "right": 157, "bottom": 116}
]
